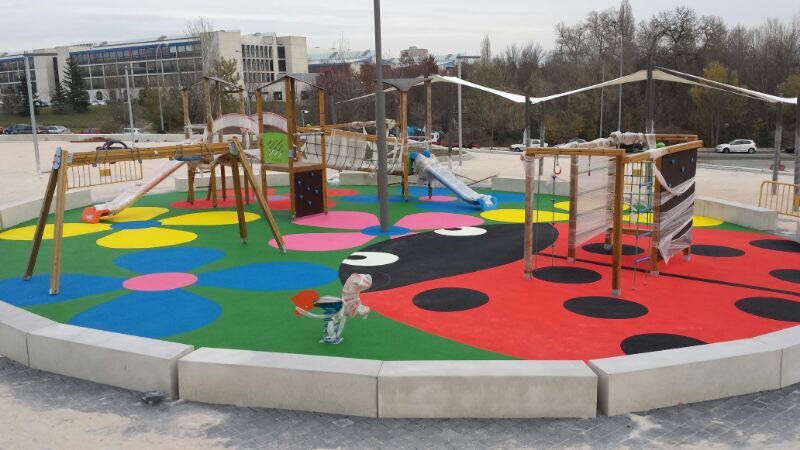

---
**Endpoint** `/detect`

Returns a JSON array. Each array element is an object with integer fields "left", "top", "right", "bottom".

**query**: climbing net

[{"left": 301, "top": 129, "right": 408, "bottom": 174}]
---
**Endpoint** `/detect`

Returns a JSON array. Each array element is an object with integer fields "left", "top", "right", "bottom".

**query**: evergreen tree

[
  {"left": 14, "top": 72, "right": 38, "bottom": 116},
  {"left": 62, "top": 57, "right": 90, "bottom": 112},
  {"left": 51, "top": 82, "right": 68, "bottom": 113}
]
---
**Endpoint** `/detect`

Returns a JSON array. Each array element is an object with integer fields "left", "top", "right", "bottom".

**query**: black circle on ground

[
  {"left": 412, "top": 287, "right": 489, "bottom": 312},
  {"left": 533, "top": 266, "right": 602, "bottom": 284},
  {"left": 735, "top": 297, "right": 800, "bottom": 322},
  {"left": 769, "top": 269, "right": 800, "bottom": 284},
  {"left": 620, "top": 333, "right": 706, "bottom": 355},
  {"left": 582, "top": 243, "right": 644, "bottom": 256},
  {"left": 346, "top": 254, "right": 367, "bottom": 260},
  {"left": 749, "top": 239, "right": 800, "bottom": 253},
  {"left": 690, "top": 244, "right": 745, "bottom": 257},
  {"left": 564, "top": 296, "right": 648, "bottom": 319}
]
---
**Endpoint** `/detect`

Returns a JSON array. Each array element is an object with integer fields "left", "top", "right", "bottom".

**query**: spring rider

[{"left": 290, "top": 273, "right": 372, "bottom": 344}]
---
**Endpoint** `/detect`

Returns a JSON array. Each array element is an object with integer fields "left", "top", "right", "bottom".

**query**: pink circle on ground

[
  {"left": 394, "top": 212, "right": 484, "bottom": 230},
  {"left": 123, "top": 272, "right": 198, "bottom": 291},
  {"left": 270, "top": 232, "right": 373, "bottom": 251},
  {"left": 293, "top": 210, "right": 379, "bottom": 230},
  {"left": 327, "top": 188, "right": 360, "bottom": 196},
  {"left": 418, "top": 195, "right": 457, "bottom": 202}
]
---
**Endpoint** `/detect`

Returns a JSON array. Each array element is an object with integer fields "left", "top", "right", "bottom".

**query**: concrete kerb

[
  {"left": 27, "top": 323, "right": 193, "bottom": 398},
  {"left": 174, "top": 171, "right": 290, "bottom": 192},
  {"left": 0, "top": 189, "right": 91, "bottom": 230},
  {"left": 588, "top": 338, "right": 783, "bottom": 416},
  {"left": 753, "top": 325, "right": 800, "bottom": 388},
  {"left": 0, "top": 300, "right": 56, "bottom": 366},
  {"left": 695, "top": 196, "right": 778, "bottom": 230}
]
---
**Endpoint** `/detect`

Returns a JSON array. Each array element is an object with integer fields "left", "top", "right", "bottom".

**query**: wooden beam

[
  {"left": 67, "top": 143, "right": 230, "bottom": 165},
  {"left": 525, "top": 148, "right": 625, "bottom": 157},
  {"left": 257, "top": 88, "right": 267, "bottom": 198},
  {"left": 204, "top": 78, "right": 212, "bottom": 142},
  {"left": 215, "top": 81, "right": 223, "bottom": 143},
  {"left": 228, "top": 152, "right": 248, "bottom": 242},
  {"left": 24, "top": 153, "right": 60, "bottom": 281},
  {"left": 650, "top": 158, "right": 663, "bottom": 274},
  {"left": 623, "top": 140, "right": 703, "bottom": 164},
  {"left": 286, "top": 76, "right": 298, "bottom": 217},
  {"left": 567, "top": 155, "right": 578, "bottom": 261},
  {"left": 49, "top": 149, "right": 69, "bottom": 295},
  {"left": 523, "top": 159, "right": 534, "bottom": 278},
  {"left": 181, "top": 88, "right": 190, "bottom": 139},
  {"left": 611, "top": 155, "right": 625, "bottom": 296}
]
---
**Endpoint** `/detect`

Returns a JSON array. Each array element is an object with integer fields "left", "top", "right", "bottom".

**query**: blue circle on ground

[
  {"left": 110, "top": 220, "right": 161, "bottom": 230},
  {"left": 415, "top": 201, "right": 483, "bottom": 214},
  {"left": 360, "top": 225, "right": 412, "bottom": 236},
  {"left": 490, "top": 192, "right": 525, "bottom": 202},
  {"left": 396, "top": 186, "right": 453, "bottom": 197},
  {"left": 69, "top": 290, "right": 221, "bottom": 338},
  {"left": 341, "top": 194, "right": 407, "bottom": 203},
  {"left": 0, "top": 274, "right": 123, "bottom": 307},
  {"left": 196, "top": 262, "right": 338, "bottom": 291},
  {"left": 114, "top": 248, "right": 226, "bottom": 274}
]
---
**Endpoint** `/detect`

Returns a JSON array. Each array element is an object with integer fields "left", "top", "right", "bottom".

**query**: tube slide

[
  {"left": 412, "top": 152, "right": 498, "bottom": 211},
  {"left": 81, "top": 159, "right": 187, "bottom": 223}
]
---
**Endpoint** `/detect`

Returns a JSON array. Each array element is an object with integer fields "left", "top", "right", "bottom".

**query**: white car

[
  {"left": 509, "top": 139, "right": 548, "bottom": 152},
  {"left": 90, "top": 100, "right": 108, "bottom": 106},
  {"left": 123, "top": 127, "right": 143, "bottom": 134},
  {"left": 45, "top": 125, "right": 71, "bottom": 134},
  {"left": 715, "top": 139, "right": 757, "bottom": 154}
]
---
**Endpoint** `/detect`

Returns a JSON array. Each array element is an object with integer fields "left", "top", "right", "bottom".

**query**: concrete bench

[
  {"left": 27, "top": 323, "right": 193, "bottom": 397},
  {"left": 588, "top": 339, "right": 782, "bottom": 416},
  {"left": 694, "top": 196, "right": 778, "bottom": 231},
  {"left": 0, "top": 189, "right": 91, "bottom": 230},
  {"left": 491, "top": 176, "right": 570, "bottom": 196},
  {"left": 338, "top": 171, "right": 401, "bottom": 186},
  {"left": 754, "top": 326, "right": 800, "bottom": 388},
  {"left": 179, "top": 348, "right": 381, "bottom": 417},
  {"left": 378, "top": 360, "right": 597, "bottom": 418},
  {"left": 0, "top": 301, "right": 55, "bottom": 366}
]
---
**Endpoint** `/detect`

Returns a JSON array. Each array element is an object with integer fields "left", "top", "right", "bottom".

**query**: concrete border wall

[
  {"left": 754, "top": 326, "right": 800, "bottom": 388},
  {"left": 588, "top": 339, "right": 782, "bottom": 416},
  {"left": 0, "top": 189, "right": 91, "bottom": 230},
  {"left": 694, "top": 196, "right": 778, "bottom": 230},
  {"left": 378, "top": 360, "right": 597, "bottom": 418},
  {"left": 491, "top": 176, "right": 570, "bottom": 196},
  {"left": 27, "top": 323, "right": 193, "bottom": 397},
  {"left": 173, "top": 171, "right": 290, "bottom": 192},
  {"left": 0, "top": 301, "right": 55, "bottom": 366}
]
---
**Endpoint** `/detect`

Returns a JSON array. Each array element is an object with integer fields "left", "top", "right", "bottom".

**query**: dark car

[
  {"left": 5, "top": 124, "right": 33, "bottom": 134},
  {"left": 784, "top": 147, "right": 795, "bottom": 154}
]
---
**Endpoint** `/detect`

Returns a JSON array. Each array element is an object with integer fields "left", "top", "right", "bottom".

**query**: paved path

[{"left": 1, "top": 356, "right": 798, "bottom": 449}]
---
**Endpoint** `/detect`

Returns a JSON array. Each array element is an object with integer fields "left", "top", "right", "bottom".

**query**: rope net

[{"left": 301, "top": 129, "right": 407, "bottom": 173}]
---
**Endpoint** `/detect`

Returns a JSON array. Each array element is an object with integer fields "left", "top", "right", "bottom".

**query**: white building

[{"left": 0, "top": 30, "right": 308, "bottom": 103}]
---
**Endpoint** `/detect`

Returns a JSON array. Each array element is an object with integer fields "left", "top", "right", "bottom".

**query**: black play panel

[
  {"left": 294, "top": 169, "right": 325, "bottom": 218},
  {"left": 338, "top": 223, "right": 559, "bottom": 292},
  {"left": 657, "top": 149, "right": 698, "bottom": 255},
  {"left": 412, "top": 287, "right": 490, "bottom": 312},
  {"left": 564, "top": 296, "right": 648, "bottom": 319},
  {"left": 735, "top": 297, "right": 800, "bottom": 322},
  {"left": 620, "top": 333, "right": 707, "bottom": 355},
  {"left": 532, "top": 266, "right": 602, "bottom": 284}
]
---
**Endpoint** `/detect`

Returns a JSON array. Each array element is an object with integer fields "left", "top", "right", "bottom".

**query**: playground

[{"left": 0, "top": 176, "right": 797, "bottom": 361}]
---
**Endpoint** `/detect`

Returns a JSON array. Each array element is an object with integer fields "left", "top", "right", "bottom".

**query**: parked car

[
  {"left": 715, "top": 139, "right": 757, "bottom": 153},
  {"left": 90, "top": 99, "right": 108, "bottom": 106},
  {"left": 783, "top": 146, "right": 795, "bottom": 154},
  {"left": 567, "top": 138, "right": 587, "bottom": 145},
  {"left": 123, "top": 127, "right": 143, "bottom": 134},
  {"left": 509, "top": 139, "right": 548, "bottom": 151},
  {"left": 4, "top": 124, "right": 33, "bottom": 134},
  {"left": 79, "top": 128, "right": 102, "bottom": 134},
  {"left": 45, "top": 125, "right": 71, "bottom": 134},
  {"left": 33, "top": 99, "right": 50, "bottom": 108}
]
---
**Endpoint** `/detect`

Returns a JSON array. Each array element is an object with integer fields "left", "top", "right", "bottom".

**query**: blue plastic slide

[{"left": 411, "top": 152, "right": 498, "bottom": 211}]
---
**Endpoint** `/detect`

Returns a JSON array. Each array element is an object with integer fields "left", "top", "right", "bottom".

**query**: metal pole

[
  {"left": 794, "top": 102, "right": 799, "bottom": 211},
  {"left": 157, "top": 44, "right": 165, "bottom": 133},
  {"left": 618, "top": 35, "right": 623, "bottom": 132},
  {"left": 539, "top": 103, "right": 545, "bottom": 176},
  {"left": 772, "top": 101, "right": 783, "bottom": 194},
  {"left": 646, "top": 56, "right": 655, "bottom": 135},
  {"left": 599, "top": 47, "right": 605, "bottom": 139},
  {"left": 457, "top": 58, "right": 463, "bottom": 166},
  {"left": 24, "top": 55, "right": 41, "bottom": 173},
  {"left": 373, "top": 0, "right": 389, "bottom": 232},
  {"left": 524, "top": 95, "right": 531, "bottom": 147},
  {"left": 124, "top": 65, "right": 135, "bottom": 148}
]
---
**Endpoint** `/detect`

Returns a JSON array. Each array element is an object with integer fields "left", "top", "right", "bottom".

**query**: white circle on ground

[
  {"left": 434, "top": 227, "right": 487, "bottom": 237},
  {"left": 342, "top": 251, "right": 399, "bottom": 267}
]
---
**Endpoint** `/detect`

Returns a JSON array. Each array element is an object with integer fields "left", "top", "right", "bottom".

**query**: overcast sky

[{"left": 1, "top": 0, "right": 798, "bottom": 56}]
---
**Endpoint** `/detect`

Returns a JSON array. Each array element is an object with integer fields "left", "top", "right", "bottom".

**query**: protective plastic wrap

[
  {"left": 573, "top": 156, "right": 615, "bottom": 246},
  {"left": 655, "top": 177, "right": 695, "bottom": 263},
  {"left": 302, "top": 129, "right": 405, "bottom": 173}
]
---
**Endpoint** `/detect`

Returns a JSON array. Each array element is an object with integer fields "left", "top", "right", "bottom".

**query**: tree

[
  {"left": 689, "top": 62, "right": 745, "bottom": 145},
  {"left": 62, "top": 57, "right": 90, "bottom": 112},
  {"left": 51, "top": 82, "right": 68, "bottom": 113},
  {"left": 12, "top": 72, "right": 38, "bottom": 116}
]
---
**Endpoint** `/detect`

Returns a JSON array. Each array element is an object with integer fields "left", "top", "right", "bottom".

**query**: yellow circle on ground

[
  {"left": 693, "top": 215, "right": 723, "bottom": 227},
  {"left": 103, "top": 207, "right": 169, "bottom": 222},
  {"left": 160, "top": 211, "right": 260, "bottom": 226},
  {"left": 0, "top": 223, "right": 111, "bottom": 241},
  {"left": 480, "top": 209, "right": 570, "bottom": 224},
  {"left": 554, "top": 201, "right": 630, "bottom": 212},
  {"left": 97, "top": 227, "right": 197, "bottom": 249}
]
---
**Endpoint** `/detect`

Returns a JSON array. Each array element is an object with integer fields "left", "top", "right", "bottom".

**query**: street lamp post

[
  {"left": 373, "top": 0, "right": 389, "bottom": 231},
  {"left": 617, "top": 35, "right": 623, "bottom": 132},
  {"left": 301, "top": 109, "right": 309, "bottom": 126},
  {"left": 23, "top": 55, "right": 41, "bottom": 173},
  {"left": 456, "top": 55, "right": 479, "bottom": 166},
  {"left": 156, "top": 44, "right": 165, "bottom": 133},
  {"left": 124, "top": 65, "right": 136, "bottom": 147}
]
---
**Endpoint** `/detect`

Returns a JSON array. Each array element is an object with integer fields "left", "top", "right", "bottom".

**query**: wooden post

[
  {"left": 24, "top": 151, "right": 60, "bottom": 281},
  {"left": 50, "top": 149, "right": 69, "bottom": 295},
  {"left": 319, "top": 88, "right": 328, "bottom": 213},
  {"left": 187, "top": 165, "right": 195, "bottom": 204},
  {"left": 203, "top": 78, "right": 212, "bottom": 142},
  {"left": 238, "top": 90, "right": 250, "bottom": 205},
  {"left": 650, "top": 158, "right": 662, "bottom": 274},
  {"left": 425, "top": 79, "right": 432, "bottom": 144},
  {"left": 220, "top": 164, "right": 227, "bottom": 200},
  {"left": 215, "top": 81, "right": 223, "bottom": 143},
  {"left": 228, "top": 149, "right": 248, "bottom": 242},
  {"left": 181, "top": 87, "right": 190, "bottom": 139},
  {"left": 286, "top": 77, "right": 298, "bottom": 217},
  {"left": 257, "top": 88, "right": 267, "bottom": 198},
  {"left": 523, "top": 157, "right": 534, "bottom": 278},
  {"left": 233, "top": 139, "right": 286, "bottom": 251},
  {"left": 400, "top": 90, "right": 409, "bottom": 200},
  {"left": 611, "top": 155, "right": 625, "bottom": 296},
  {"left": 567, "top": 155, "right": 578, "bottom": 262}
]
